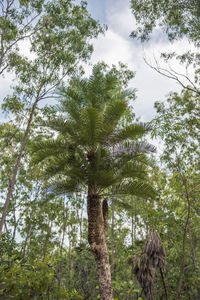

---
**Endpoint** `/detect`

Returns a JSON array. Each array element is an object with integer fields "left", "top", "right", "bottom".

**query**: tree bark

[
  {"left": 111, "top": 199, "right": 115, "bottom": 277},
  {"left": 0, "top": 98, "right": 39, "bottom": 236},
  {"left": 87, "top": 193, "right": 113, "bottom": 300}
]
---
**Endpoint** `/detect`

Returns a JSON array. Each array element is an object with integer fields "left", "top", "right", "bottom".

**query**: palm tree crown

[{"left": 32, "top": 64, "right": 156, "bottom": 201}]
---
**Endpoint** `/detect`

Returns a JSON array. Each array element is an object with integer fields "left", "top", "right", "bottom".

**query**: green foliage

[
  {"left": 130, "top": 0, "right": 200, "bottom": 45},
  {"left": 0, "top": 0, "right": 104, "bottom": 76},
  {"left": 112, "top": 279, "right": 140, "bottom": 299},
  {"left": 153, "top": 89, "right": 200, "bottom": 169},
  {"left": 0, "top": 256, "right": 82, "bottom": 299},
  {"left": 70, "top": 243, "right": 99, "bottom": 300}
]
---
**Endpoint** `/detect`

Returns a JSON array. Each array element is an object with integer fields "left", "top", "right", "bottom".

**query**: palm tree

[{"left": 32, "top": 64, "right": 156, "bottom": 300}]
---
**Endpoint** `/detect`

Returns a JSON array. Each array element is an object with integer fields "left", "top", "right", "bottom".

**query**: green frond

[
  {"left": 87, "top": 68, "right": 117, "bottom": 97},
  {"left": 112, "top": 197, "right": 133, "bottom": 210},
  {"left": 60, "top": 99, "right": 81, "bottom": 121},
  {"left": 58, "top": 78, "right": 88, "bottom": 106},
  {"left": 113, "top": 141, "right": 156, "bottom": 157},
  {"left": 115, "top": 181, "right": 156, "bottom": 199},
  {"left": 31, "top": 139, "right": 68, "bottom": 164},
  {"left": 44, "top": 153, "right": 72, "bottom": 175},
  {"left": 113, "top": 123, "right": 148, "bottom": 143},
  {"left": 114, "top": 153, "right": 150, "bottom": 175},
  {"left": 90, "top": 170, "right": 115, "bottom": 189},
  {"left": 116, "top": 161, "right": 147, "bottom": 180},
  {"left": 79, "top": 107, "right": 103, "bottom": 145},
  {"left": 49, "top": 178, "right": 81, "bottom": 194},
  {"left": 43, "top": 117, "right": 67, "bottom": 132},
  {"left": 103, "top": 99, "right": 127, "bottom": 126},
  {"left": 44, "top": 118, "right": 79, "bottom": 138}
]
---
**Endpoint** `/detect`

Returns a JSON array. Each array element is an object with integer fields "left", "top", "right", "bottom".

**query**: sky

[
  {"left": 86, "top": 0, "right": 194, "bottom": 122},
  {"left": 0, "top": 0, "right": 195, "bottom": 123}
]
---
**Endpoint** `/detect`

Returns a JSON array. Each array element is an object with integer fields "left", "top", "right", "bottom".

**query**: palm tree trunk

[{"left": 87, "top": 193, "right": 113, "bottom": 300}]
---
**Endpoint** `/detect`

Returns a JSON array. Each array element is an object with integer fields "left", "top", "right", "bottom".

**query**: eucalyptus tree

[
  {"left": 31, "top": 64, "right": 156, "bottom": 300},
  {"left": 152, "top": 89, "right": 200, "bottom": 299},
  {"left": 0, "top": 0, "right": 104, "bottom": 235}
]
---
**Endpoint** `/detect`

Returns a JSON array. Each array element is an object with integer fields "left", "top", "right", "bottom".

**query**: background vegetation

[{"left": 0, "top": 0, "right": 200, "bottom": 299}]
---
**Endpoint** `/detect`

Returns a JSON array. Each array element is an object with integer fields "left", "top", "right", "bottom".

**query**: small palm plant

[{"left": 32, "top": 64, "right": 156, "bottom": 300}]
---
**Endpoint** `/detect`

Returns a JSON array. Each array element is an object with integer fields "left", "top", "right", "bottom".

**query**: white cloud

[
  {"left": 88, "top": 0, "right": 196, "bottom": 122},
  {"left": 105, "top": 0, "right": 138, "bottom": 40},
  {"left": 91, "top": 29, "right": 134, "bottom": 65},
  {"left": 0, "top": 0, "right": 197, "bottom": 124}
]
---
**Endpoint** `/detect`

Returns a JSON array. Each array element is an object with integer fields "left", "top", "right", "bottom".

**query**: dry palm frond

[{"left": 133, "top": 233, "right": 166, "bottom": 300}]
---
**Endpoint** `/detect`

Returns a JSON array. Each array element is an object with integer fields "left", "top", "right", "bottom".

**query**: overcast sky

[
  {"left": 86, "top": 0, "right": 194, "bottom": 122},
  {"left": 0, "top": 0, "right": 194, "bottom": 123}
]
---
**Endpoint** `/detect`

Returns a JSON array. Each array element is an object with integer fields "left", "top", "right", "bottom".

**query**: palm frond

[
  {"left": 116, "top": 161, "right": 147, "bottom": 180},
  {"left": 79, "top": 107, "right": 103, "bottom": 145},
  {"left": 31, "top": 139, "right": 68, "bottom": 163},
  {"left": 115, "top": 181, "right": 156, "bottom": 199},
  {"left": 57, "top": 78, "right": 88, "bottom": 106},
  {"left": 112, "top": 123, "right": 149, "bottom": 143},
  {"left": 112, "top": 197, "right": 133, "bottom": 210},
  {"left": 60, "top": 99, "right": 81, "bottom": 121},
  {"left": 103, "top": 99, "right": 127, "bottom": 126},
  {"left": 114, "top": 141, "right": 156, "bottom": 156},
  {"left": 47, "top": 178, "right": 81, "bottom": 194},
  {"left": 43, "top": 118, "right": 79, "bottom": 138},
  {"left": 91, "top": 170, "right": 115, "bottom": 189}
]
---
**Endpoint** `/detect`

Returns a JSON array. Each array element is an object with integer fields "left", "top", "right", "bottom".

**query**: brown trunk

[{"left": 87, "top": 193, "right": 113, "bottom": 300}]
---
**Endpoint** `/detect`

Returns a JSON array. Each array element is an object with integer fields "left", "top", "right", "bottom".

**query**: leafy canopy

[{"left": 130, "top": 0, "right": 200, "bottom": 45}]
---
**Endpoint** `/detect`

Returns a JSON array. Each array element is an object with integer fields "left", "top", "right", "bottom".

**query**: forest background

[{"left": 0, "top": 0, "right": 199, "bottom": 299}]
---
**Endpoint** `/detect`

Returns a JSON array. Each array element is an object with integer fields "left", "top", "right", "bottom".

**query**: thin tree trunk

[
  {"left": 111, "top": 199, "right": 114, "bottom": 276},
  {"left": 188, "top": 220, "right": 197, "bottom": 273},
  {"left": 22, "top": 185, "right": 40, "bottom": 258},
  {"left": 11, "top": 195, "right": 18, "bottom": 242},
  {"left": 160, "top": 268, "right": 168, "bottom": 300},
  {"left": 43, "top": 221, "right": 52, "bottom": 258},
  {"left": 87, "top": 193, "right": 113, "bottom": 300},
  {"left": 131, "top": 197, "right": 140, "bottom": 300},
  {"left": 131, "top": 204, "right": 134, "bottom": 280},
  {"left": 23, "top": 221, "right": 32, "bottom": 259},
  {"left": 177, "top": 208, "right": 190, "bottom": 300},
  {"left": 131, "top": 201, "right": 135, "bottom": 300},
  {"left": 0, "top": 98, "right": 39, "bottom": 235},
  {"left": 67, "top": 236, "right": 72, "bottom": 288},
  {"left": 79, "top": 196, "right": 84, "bottom": 241},
  {"left": 177, "top": 172, "right": 190, "bottom": 300},
  {"left": 58, "top": 200, "right": 67, "bottom": 290}
]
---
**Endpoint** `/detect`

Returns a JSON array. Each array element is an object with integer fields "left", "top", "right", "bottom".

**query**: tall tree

[
  {"left": 0, "top": 0, "right": 104, "bottom": 235},
  {"left": 152, "top": 89, "right": 200, "bottom": 299},
  {"left": 31, "top": 64, "right": 156, "bottom": 300}
]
